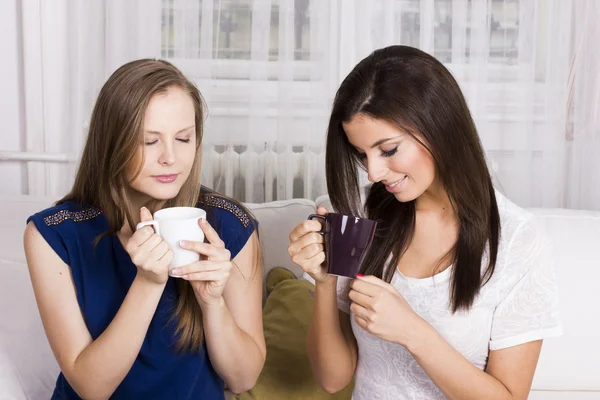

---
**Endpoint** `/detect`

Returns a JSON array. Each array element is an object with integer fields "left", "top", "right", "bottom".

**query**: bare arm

[
  {"left": 24, "top": 222, "right": 167, "bottom": 400},
  {"left": 306, "top": 276, "right": 358, "bottom": 394},
  {"left": 287, "top": 207, "right": 357, "bottom": 394},
  {"left": 409, "top": 320, "right": 542, "bottom": 400},
  {"left": 200, "top": 232, "right": 266, "bottom": 393}
]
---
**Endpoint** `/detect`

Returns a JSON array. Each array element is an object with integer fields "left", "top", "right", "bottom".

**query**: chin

[
  {"left": 144, "top": 185, "right": 184, "bottom": 201},
  {"left": 151, "top": 193, "right": 180, "bottom": 201},
  {"left": 154, "top": 190, "right": 182, "bottom": 201},
  {"left": 393, "top": 193, "right": 413, "bottom": 203},
  {"left": 392, "top": 188, "right": 421, "bottom": 203}
]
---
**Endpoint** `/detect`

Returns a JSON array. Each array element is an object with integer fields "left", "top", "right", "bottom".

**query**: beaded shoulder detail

[
  {"left": 43, "top": 208, "right": 103, "bottom": 226},
  {"left": 202, "top": 195, "right": 251, "bottom": 228}
]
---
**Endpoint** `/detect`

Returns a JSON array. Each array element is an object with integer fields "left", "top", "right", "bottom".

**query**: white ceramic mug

[{"left": 135, "top": 207, "right": 206, "bottom": 275}]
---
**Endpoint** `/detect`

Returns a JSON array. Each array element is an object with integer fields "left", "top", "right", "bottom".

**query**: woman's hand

[
  {"left": 125, "top": 207, "right": 173, "bottom": 285},
  {"left": 288, "top": 206, "right": 329, "bottom": 283},
  {"left": 170, "top": 218, "right": 232, "bottom": 307},
  {"left": 349, "top": 275, "right": 426, "bottom": 346}
]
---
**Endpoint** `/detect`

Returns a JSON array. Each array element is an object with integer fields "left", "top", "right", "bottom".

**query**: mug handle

[
  {"left": 136, "top": 220, "right": 160, "bottom": 236},
  {"left": 308, "top": 214, "right": 326, "bottom": 236}
]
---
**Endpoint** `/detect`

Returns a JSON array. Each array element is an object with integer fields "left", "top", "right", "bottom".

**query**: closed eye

[
  {"left": 381, "top": 147, "right": 398, "bottom": 158},
  {"left": 145, "top": 138, "right": 191, "bottom": 145}
]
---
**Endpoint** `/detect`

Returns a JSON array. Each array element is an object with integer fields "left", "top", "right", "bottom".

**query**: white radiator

[
  {"left": 0, "top": 145, "right": 340, "bottom": 203},
  {"left": 201, "top": 144, "right": 330, "bottom": 203}
]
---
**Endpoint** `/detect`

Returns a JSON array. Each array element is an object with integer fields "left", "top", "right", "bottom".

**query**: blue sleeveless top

[{"left": 27, "top": 189, "right": 257, "bottom": 400}]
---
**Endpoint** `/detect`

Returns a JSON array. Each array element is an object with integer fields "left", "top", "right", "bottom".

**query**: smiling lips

[
  {"left": 152, "top": 174, "right": 179, "bottom": 183},
  {"left": 384, "top": 175, "right": 407, "bottom": 192}
]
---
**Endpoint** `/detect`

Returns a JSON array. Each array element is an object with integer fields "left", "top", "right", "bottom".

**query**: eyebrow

[
  {"left": 353, "top": 137, "right": 396, "bottom": 151},
  {"left": 145, "top": 125, "right": 195, "bottom": 135},
  {"left": 370, "top": 137, "right": 397, "bottom": 148}
]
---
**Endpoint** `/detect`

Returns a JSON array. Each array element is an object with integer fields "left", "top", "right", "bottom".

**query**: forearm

[
  {"left": 68, "top": 276, "right": 165, "bottom": 399},
  {"left": 407, "top": 320, "right": 513, "bottom": 400},
  {"left": 307, "top": 276, "right": 355, "bottom": 392},
  {"left": 201, "top": 297, "right": 265, "bottom": 394}
]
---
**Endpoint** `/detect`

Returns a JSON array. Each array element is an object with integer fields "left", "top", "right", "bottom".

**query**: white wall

[{"left": 0, "top": 0, "right": 23, "bottom": 195}]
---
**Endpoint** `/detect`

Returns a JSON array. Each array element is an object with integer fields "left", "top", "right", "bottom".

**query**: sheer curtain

[
  {"left": 568, "top": 1, "right": 600, "bottom": 210},
  {"left": 19, "top": 0, "right": 162, "bottom": 197},
  {"left": 162, "top": 0, "right": 333, "bottom": 202},
  {"left": 329, "top": 0, "right": 598, "bottom": 210},
  {"left": 17, "top": 0, "right": 600, "bottom": 210}
]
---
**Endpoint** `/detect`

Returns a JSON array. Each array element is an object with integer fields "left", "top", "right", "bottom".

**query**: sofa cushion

[
  {"left": 529, "top": 391, "right": 600, "bottom": 400},
  {"left": 245, "top": 199, "right": 316, "bottom": 279},
  {"left": 235, "top": 270, "right": 353, "bottom": 400},
  {"left": 0, "top": 260, "right": 59, "bottom": 400},
  {"left": 315, "top": 195, "right": 333, "bottom": 212},
  {"left": 528, "top": 208, "right": 600, "bottom": 391}
]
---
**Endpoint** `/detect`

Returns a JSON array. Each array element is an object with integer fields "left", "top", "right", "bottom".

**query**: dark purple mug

[{"left": 308, "top": 213, "right": 377, "bottom": 279}]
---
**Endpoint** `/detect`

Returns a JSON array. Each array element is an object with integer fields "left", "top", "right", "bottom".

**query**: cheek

[
  {"left": 414, "top": 146, "right": 436, "bottom": 181},
  {"left": 178, "top": 144, "right": 197, "bottom": 172},
  {"left": 392, "top": 144, "right": 436, "bottom": 179},
  {"left": 185, "top": 145, "right": 197, "bottom": 165},
  {"left": 138, "top": 148, "right": 156, "bottom": 174}
]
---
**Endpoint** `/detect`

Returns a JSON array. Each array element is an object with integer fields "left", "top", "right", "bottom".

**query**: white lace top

[{"left": 334, "top": 193, "right": 563, "bottom": 400}]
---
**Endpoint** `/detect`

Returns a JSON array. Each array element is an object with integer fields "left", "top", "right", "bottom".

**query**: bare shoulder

[
  {"left": 23, "top": 221, "right": 68, "bottom": 272},
  {"left": 24, "top": 220, "right": 54, "bottom": 252}
]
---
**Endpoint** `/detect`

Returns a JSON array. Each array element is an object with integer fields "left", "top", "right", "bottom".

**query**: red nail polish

[{"left": 356, "top": 273, "right": 364, "bottom": 278}]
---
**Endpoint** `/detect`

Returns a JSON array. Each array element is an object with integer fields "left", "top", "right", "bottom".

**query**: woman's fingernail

[
  {"left": 356, "top": 274, "right": 364, "bottom": 278},
  {"left": 171, "top": 268, "right": 182, "bottom": 275},
  {"left": 180, "top": 240, "right": 189, "bottom": 248}
]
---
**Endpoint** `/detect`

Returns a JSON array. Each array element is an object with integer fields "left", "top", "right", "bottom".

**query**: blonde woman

[{"left": 24, "top": 59, "right": 265, "bottom": 399}]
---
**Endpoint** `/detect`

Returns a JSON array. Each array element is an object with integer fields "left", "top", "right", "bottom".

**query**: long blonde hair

[{"left": 61, "top": 59, "right": 212, "bottom": 352}]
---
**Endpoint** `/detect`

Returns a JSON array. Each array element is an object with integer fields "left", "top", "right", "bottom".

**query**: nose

[
  {"left": 366, "top": 156, "right": 388, "bottom": 183},
  {"left": 158, "top": 142, "right": 176, "bottom": 166}
]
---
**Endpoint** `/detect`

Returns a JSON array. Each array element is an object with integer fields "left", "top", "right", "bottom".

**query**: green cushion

[{"left": 235, "top": 277, "right": 353, "bottom": 400}]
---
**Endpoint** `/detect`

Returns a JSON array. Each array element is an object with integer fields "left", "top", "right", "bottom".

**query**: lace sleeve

[{"left": 489, "top": 216, "right": 563, "bottom": 350}]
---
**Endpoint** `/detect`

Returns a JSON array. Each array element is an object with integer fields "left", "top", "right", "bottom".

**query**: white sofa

[{"left": 0, "top": 195, "right": 599, "bottom": 399}]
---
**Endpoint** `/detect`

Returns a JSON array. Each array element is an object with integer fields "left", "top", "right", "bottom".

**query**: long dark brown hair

[
  {"left": 60, "top": 59, "right": 259, "bottom": 351},
  {"left": 326, "top": 45, "right": 500, "bottom": 312}
]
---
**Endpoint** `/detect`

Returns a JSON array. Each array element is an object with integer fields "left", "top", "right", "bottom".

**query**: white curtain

[
  {"left": 19, "top": 0, "right": 162, "bottom": 197},
  {"left": 568, "top": 1, "right": 600, "bottom": 210},
  {"left": 17, "top": 0, "right": 600, "bottom": 210}
]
